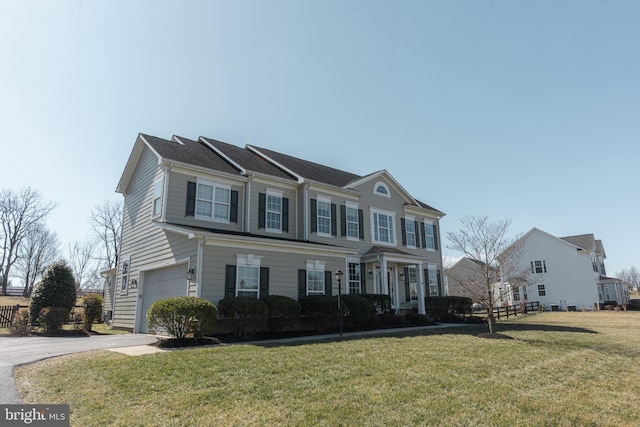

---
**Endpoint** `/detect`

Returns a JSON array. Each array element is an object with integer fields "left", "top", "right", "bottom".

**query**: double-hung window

[
  {"left": 317, "top": 198, "right": 331, "bottom": 235},
  {"left": 425, "top": 222, "right": 436, "bottom": 250},
  {"left": 537, "top": 284, "right": 546, "bottom": 296},
  {"left": 372, "top": 210, "right": 395, "bottom": 245},
  {"left": 237, "top": 265, "right": 259, "bottom": 298},
  {"left": 530, "top": 260, "right": 547, "bottom": 274},
  {"left": 196, "top": 181, "right": 231, "bottom": 222},
  {"left": 266, "top": 192, "right": 282, "bottom": 231},
  {"left": 405, "top": 219, "right": 416, "bottom": 247},
  {"left": 428, "top": 267, "right": 438, "bottom": 296},
  {"left": 408, "top": 267, "right": 418, "bottom": 301},
  {"left": 348, "top": 262, "right": 361, "bottom": 294},
  {"left": 152, "top": 180, "right": 163, "bottom": 217},
  {"left": 307, "top": 270, "right": 325, "bottom": 295},
  {"left": 346, "top": 205, "right": 359, "bottom": 239}
]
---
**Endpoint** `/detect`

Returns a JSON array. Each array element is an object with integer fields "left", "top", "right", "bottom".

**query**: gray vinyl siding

[
  {"left": 165, "top": 171, "right": 245, "bottom": 233},
  {"left": 247, "top": 182, "right": 296, "bottom": 239},
  {"left": 113, "top": 148, "right": 199, "bottom": 329},
  {"left": 200, "top": 244, "right": 343, "bottom": 304}
]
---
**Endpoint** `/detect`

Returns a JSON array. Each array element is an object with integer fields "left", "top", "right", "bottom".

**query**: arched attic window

[{"left": 374, "top": 182, "right": 390, "bottom": 197}]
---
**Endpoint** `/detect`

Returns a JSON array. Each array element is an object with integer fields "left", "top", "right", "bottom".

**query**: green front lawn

[{"left": 15, "top": 312, "right": 640, "bottom": 426}]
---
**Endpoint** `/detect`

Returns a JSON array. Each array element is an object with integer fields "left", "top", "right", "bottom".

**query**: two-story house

[
  {"left": 503, "top": 227, "right": 628, "bottom": 310},
  {"left": 110, "top": 134, "right": 445, "bottom": 332}
]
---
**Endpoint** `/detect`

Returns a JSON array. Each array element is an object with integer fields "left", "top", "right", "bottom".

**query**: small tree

[
  {"left": 30, "top": 261, "right": 77, "bottom": 331},
  {"left": 447, "top": 215, "right": 526, "bottom": 334}
]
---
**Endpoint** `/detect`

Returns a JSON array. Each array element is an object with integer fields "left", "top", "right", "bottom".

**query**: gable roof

[{"left": 560, "top": 233, "right": 606, "bottom": 257}]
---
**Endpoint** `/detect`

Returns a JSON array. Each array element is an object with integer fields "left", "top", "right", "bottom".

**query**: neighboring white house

[{"left": 503, "top": 228, "right": 628, "bottom": 310}]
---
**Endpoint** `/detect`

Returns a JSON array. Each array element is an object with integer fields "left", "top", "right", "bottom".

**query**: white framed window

[
  {"left": 346, "top": 204, "right": 359, "bottom": 240},
  {"left": 374, "top": 181, "right": 390, "bottom": 197},
  {"left": 196, "top": 181, "right": 231, "bottom": 222},
  {"left": 348, "top": 262, "right": 361, "bottom": 294},
  {"left": 428, "top": 267, "right": 438, "bottom": 296},
  {"left": 408, "top": 267, "right": 418, "bottom": 301},
  {"left": 372, "top": 209, "right": 396, "bottom": 245},
  {"left": 530, "top": 260, "right": 547, "bottom": 274},
  {"left": 317, "top": 197, "right": 331, "bottom": 235},
  {"left": 306, "top": 260, "right": 326, "bottom": 295},
  {"left": 424, "top": 221, "right": 436, "bottom": 250},
  {"left": 152, "top": 180, "right": 163, "bottom": 218},
  {"left": 537, "top": 284, "right": 546, "bottom": 296},
  {"left": 120, "top": 257, "right": 130, "bottom": 295},
  {"left": 266, "top": 190, "right": 283, "bottom": 232},
  {"left": 236, "top": 254, "right": 263, "bottom": 298},
  {"left": 405, "top": 218, "right": 416, "bottom": 247}
]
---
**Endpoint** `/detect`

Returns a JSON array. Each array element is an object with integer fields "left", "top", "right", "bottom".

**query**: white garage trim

[{"left": 135, "top": 259, "right": 190, "bottom": 333}]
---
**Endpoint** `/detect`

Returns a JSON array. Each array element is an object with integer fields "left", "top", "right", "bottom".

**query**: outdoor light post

[{"left": 335, "top": 270, "right": 344, "bottom": 337}]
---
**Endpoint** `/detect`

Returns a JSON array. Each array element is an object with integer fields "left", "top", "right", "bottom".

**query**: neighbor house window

[
  {"left": 531, "top": 260, "right": 547, "bottom": 274},
  {"left": 537, "top": 284, "right": 546, "bottom": 296},
  {"left": 346, "top": 205, "right": 359, "bottom": 239},
  {"left": 317, "top": 198, "right": 331, "bottom": 235},
  {"left": 152, "top": 180, "right": 163, "bottom": 217},
  {"left": 348, "top": 262, "right": 361, "bottom": 294},
  {"left": 266, "top": 192, "right": 282, "bottom": 231},
  {"left": 196, "top": 181, "right": 231, "bottom": 222},
  {"left": 372, "top": 210, "right": 395, "bottom": 244}
]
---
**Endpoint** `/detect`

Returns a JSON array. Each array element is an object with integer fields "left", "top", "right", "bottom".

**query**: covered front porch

[{"left": 359, "top": 246, "right": 435, "bottom": 315}]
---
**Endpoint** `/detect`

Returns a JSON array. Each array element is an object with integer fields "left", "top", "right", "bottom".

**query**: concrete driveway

[{"left": 0, "top": 334, "right": 157, "bottom": 404}]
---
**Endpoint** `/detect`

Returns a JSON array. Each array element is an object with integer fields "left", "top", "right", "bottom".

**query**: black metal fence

[{"left": 492, "top": 301, "right": 540, "bottom": 319}]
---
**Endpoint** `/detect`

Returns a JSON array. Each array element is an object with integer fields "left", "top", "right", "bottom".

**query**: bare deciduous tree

[
  {"left": 447, "top": 215, "right": 527, "bottom": 334},
  {"left": 15, "top": 223, "right": 60, "bottom": 297},
  {"left": 0, "top": 187, "right": 56, "bottom": 295},
  {"left": 67, "top": 239, "right": 101, "bottom": 292},
  {"left": 89, "top": 199, "right": 122, "bottom": 270},
  {"left": 617, "top": 266, "right": 640, "bottom": 291}
]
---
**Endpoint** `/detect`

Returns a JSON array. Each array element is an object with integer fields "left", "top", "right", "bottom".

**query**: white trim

[
  {"left": 370, "top": 208, "right": 397, "bottom": 246},
  {"left": 246, "top": 145, "right": 305, "bottom": 184},
  {"left": 265, "top": 189, "right": 284, "bottom": 233},
  {"left": 194, "top": 179, "right": 232, "bottom": 224},
  {"left": 316, "top": 195, "right": 332, "bottom": 237},
  {"left": 345, "top": 201, "right": 360, "bottom": 241},
  {"left": 152, "top": 179, "right": 163, "bottom": 218},
  {"left": 374, "top": 181, "right": 391, "bottom": 197}
]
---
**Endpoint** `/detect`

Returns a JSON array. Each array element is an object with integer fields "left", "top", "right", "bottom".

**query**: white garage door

[{"left": 138, "top": 264, "right": 188, "bottom": 333}]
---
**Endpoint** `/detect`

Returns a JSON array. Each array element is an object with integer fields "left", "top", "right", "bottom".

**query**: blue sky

[{"left": 1, "top": 1, "right": 638, "bottom": 276}]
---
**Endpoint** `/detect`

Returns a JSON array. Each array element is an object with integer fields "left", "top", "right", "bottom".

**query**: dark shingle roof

[
  {"left": 142, "top": 134, "right": 240, "bottom": 175},
  {"left": 200, "top": 137, "right": 297, "bottom": 181},
  {"left": 249, "top": 145, "right": 361, "bottom": 187},
  {"left": 560, "top": 234, "right": 596, "bottom": 252}
]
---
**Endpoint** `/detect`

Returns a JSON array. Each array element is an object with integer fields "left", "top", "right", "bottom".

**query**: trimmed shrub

[
  {"left": 81, "top": 293, "right": 104, "bottom": 332},
  {"left": 341, "top": 294, "right": 371, "bottom": 329},
  {"left": 425, "top": 296, "right": 473, "bottom": 322},
  {"left": 299, "top": 295, "right": 338, "bottom": 332},
  {"left": 30, "top": 261, "right": 77, "bottom": 326},
  {"left": 147, "top": 296, "right": 218, "bottom": 340},
  {"left": 359, "top": 294, "right": 393, "bottom": 315},
  {"left": 9, "top": 308, "right": 31, "bottom": 337},
  {"left": 262, "top": 295, "right": 301, "bottom": 333},
  {"left": 405, "top": 313, "right": 432, "bottom": 326},
  {"left": 217, "top": 297, "right": 268, "bottom": 338},
  {"left": 39, "top": 306, "right": 71, "bottom": 334},
  {"left": 380, "top": 313, "right": 407, "bottom": 326}
]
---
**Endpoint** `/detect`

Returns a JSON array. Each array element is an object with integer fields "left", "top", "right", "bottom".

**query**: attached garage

[{"left": 137, "top": 264, "right": 189, "bottom": 333}]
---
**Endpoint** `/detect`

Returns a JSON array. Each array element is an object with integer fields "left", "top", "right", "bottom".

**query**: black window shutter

[
  {"left": 225, "top": 265, "right": 236, "bottom": 299},
  {"left": 310, "top": 199, "right": 317, "bottom": 233},
  {"left": 258, "top": 193, "right": 266, "bottom": 229},
  {"left": 358, "top": 209, "right": 364, "bottom": 240},
  {"left": 401, "top": 218, "right": 407, "bottom": 246},
  {"left": 360, "top": 263, "right": 367, "bottom": 293},
  {"left": 260, "top": 267, "right": 269, "bottom": 298},
  {"left": 298, "top": 269, "right": 307, "bottom": 299},
  {"left": 420, "top": 222, "right": 427, "bottom": 249},
  {"left": 186, "top": 181, "right": 196, "bottom": 216},
  {"left": 340, "top": 205, "right": 346, "bottom": 237},
  {"left": 331, "top": 204, "right": 337, "bottom": 236},
  {"left": 433, "top": 224, "right": 439, "bottom": 250},
  {"left": 230, "top": 190, "right": 239, "bottom": 223},
  {"left": 324, "top": 271, "right": 332, "bottom": 295},
  {"left": 414, "top": 221, "right": 421, "bottom": 248},
  {"left": 282, "top": 198, "right": 289, "bottom": 232},
  {"left": 437, "top": 269, "right": 442, "bottom": 296},
  {"left": 404, "top": 267, "right": 410, "bottom": 302}
]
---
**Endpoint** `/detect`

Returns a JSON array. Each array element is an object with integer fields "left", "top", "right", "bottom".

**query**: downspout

[
  {"left": 161, "top": 163, "right": 173, "bottom": 221},
  {"left": 303, "top": 182, "right": 310, "bottom": 240},
  {"left": 196, "top": 237, "right": 205, "bottom": 297}
]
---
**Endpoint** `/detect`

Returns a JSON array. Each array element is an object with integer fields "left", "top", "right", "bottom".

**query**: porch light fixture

[
  {"left": 335, "top": 269, "right": 344, "bottom": 337},
  {"left": 129, "top": 279, "right": 137, "bottom": 288},
  {"left": 187, "top": 268, "right": 195, "bottom": 281},
  {"left": 368, "top": 270, "right": 373, "bottom": 278}
]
